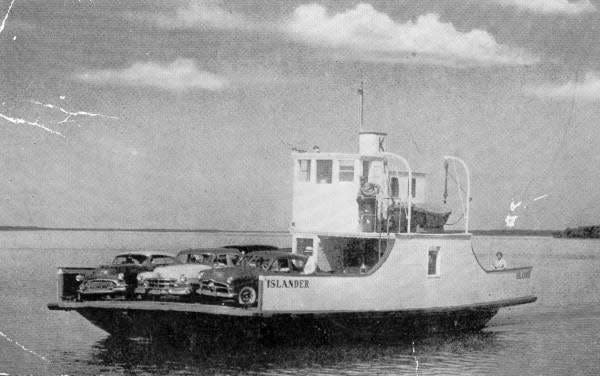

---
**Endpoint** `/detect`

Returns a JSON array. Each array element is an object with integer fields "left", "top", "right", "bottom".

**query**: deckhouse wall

[{"left": 260, "top": 235, "right": 534, "bottom": 312}]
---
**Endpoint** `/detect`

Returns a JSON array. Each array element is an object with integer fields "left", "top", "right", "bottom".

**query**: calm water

[{"left": 0, "top": 233, "right": 598, "bottom": 375}]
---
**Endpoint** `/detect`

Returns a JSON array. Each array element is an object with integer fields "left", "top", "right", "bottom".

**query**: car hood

[
  {"left": 151, "top": 264, "right": 212, "bottom": 279},
  {"left": 201, "top": 265, "right": 260, "bottom": 283},
  {"left": 91, "top": 264, "right": 142, "bottom": 279}
]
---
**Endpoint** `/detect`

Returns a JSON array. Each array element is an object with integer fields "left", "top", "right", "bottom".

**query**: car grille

[
  {"left": 87, "top": 280, "right": 118, "bottom": 289},
  {"left": 200, "top": 279, "right": 230, "bottom": 294},
  {"left": 146, "top": 279, "right": 176, "bottom": 289}
]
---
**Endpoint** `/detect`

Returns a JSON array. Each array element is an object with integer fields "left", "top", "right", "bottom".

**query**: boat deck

[
  {"left": 48, "top": 300, "right": 260, "bottom": 316},
  {"left": 48, "top": 295, "right": 536, "bottom": 316}
]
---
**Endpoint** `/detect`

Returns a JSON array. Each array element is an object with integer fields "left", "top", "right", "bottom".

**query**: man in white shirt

[
  {"left": 302, "top": 247, "right": 317, "bottom": 274},
  {"left": 493, "top": 251, "right": 507, "bottom": 270}
]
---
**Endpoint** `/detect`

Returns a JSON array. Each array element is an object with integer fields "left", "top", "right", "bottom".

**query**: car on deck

[
  {"left": 135, "top": 248, "right": 241, "bottom": 300},
  {"left": 221, "top": 244, "right": 280, "bottom": 254},
  {"left": 76, "top": 251, "right": 177, "bottom": 300},
  {"left": 197, "top": 250, "right": 308, "bottom": 306}
]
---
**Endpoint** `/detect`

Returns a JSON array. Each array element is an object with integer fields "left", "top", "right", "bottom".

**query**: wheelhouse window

[
  {"left": 296, "top": 238, "right": 314, "bottom": 256},
  {"left": 339, "top": 160, "right": 355, "bottom": 182},
  {"left": 428, "top": 247, "right": 440, "bottom": 276},
  {"left": 390, "top": 177, "right": 399, "bottom": 197},
  {"left": 316, "top": 160, "right": 333, "bottom": 184},
  {"left": 297, "top": 159, "right": 311, "bottom": 182}
]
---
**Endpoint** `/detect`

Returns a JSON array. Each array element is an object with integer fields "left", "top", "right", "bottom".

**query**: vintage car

[
  {"left": 198, "top": 250, "right": 308, "bottom": 306},
  {"left": 135, "top": 248, "right": 241, "bottom": 300},
  {"left": 221, "top": 244, "right": 279, "bottom": 254},
  {"left": 76, "top": 251, "right": 177, "bottom": 300}
]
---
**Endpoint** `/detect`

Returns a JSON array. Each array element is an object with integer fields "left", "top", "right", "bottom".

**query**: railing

[
  {"left": 470, "top": 246, "right": 533, "bottom": 277},
  {"left": 381, "top": 152, "right": 412, "bottom": 234}
]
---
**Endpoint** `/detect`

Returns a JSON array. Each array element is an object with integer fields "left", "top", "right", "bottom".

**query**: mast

[{"left": 358, "top": 81, "right": 364, "bottom": 132}]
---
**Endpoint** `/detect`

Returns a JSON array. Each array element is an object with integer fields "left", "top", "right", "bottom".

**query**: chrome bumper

[
  {"left": 199, "top": 290, "right": 236, "bottom": 298},
  {"left": 134, "top": 286, "right": 192, "bottom": 296},
  {"left": 79, "top": 286, "right": 127, "bottom": 295}
]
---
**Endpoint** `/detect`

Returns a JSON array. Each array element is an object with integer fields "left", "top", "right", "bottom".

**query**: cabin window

[
  {"left": 411, "top": 178, "right": 417, "bottom": 198},
  {"left": 427, "top": 247, "right": 440, "bottom": 276},
  {"left": 297, "top": 159, "right": 311, "bottom": 182},
  {"left": 315, "top": 237, "right": 393, "bottom": 275},
  {"left": 362, "top": 160, "right": 370, "bottom": 178},
  {"left": 390, "top": 177, "right": 399, "bottom": 197},
  {"left": 316, "top": 160, "right": 333, "bottom": 184},
  {"left": 296, "top": 238, "right": 314, "bottom": 255},
  {"left": 339, "top": 160, "right": 355, "bottom": 182}
]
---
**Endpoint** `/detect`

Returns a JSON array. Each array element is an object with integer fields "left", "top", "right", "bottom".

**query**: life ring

[{"left": 360, "top": 182, "right": 380, "bottom": 197}]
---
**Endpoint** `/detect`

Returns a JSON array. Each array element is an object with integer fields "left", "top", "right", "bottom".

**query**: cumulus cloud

[
  {"left": 525, "top": 73, "right": 600, "bottom": 100},
  {"left": 127, "top": 0, "right": 252, "bottom": 30},
  {"left": 494, "top": 0, "right": 596, "bottom": 15},
  {"left": 75, "top": 59, "right": 228, "bottom": 92},
  {"left": 285, "top": 3, "right": 538, "bottom": 66}
]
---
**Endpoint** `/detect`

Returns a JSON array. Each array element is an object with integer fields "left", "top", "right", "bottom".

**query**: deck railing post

[{"left": 382, "top": 152, "right": 412, "bottom": 234}]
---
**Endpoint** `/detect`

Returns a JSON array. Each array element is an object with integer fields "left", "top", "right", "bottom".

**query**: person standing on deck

[{"left": 303, "top": 247, "right": 317, "bottom": 274}]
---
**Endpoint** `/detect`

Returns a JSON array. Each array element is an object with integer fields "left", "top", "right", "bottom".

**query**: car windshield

[
  {"left": 240, "top": 254, "right": 306, "bottom": 272},
  {"left": 176, "top": 252, "right": 214, "bottom": 264},
  {"left": 150, "top": 255, "right": 175, "bottom": 265},
  {"left": 242, "top": 255, "right": 274, "bottom": 269},
  {"left": 112, "top": 254, "right": 147, "bottom": 265},
  {"left": 273, "top": 256, "right": 306, "bottom": 272}
]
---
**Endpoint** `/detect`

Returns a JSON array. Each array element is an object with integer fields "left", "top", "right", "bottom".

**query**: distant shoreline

[
  {"left": 0, "top": 226, "right": 556, "bottom": 236},
  {"left": 0, "top": 226, "right": 288, "bottom": 234},
  {"left": 471, "top": 229, "right": 556, "bottom": 237}
]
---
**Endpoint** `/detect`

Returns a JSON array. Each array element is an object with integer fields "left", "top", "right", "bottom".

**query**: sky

[{"left": 1, "top": 0, "right": 600, "bottom": 231}]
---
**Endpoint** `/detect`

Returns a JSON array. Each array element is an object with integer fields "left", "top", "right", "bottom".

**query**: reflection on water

[{"left": 88, "top": 331, "right": 503, "bottom": 376}]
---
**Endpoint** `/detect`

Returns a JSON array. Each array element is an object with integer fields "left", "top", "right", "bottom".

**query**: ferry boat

[{"left": 48, "top": 131, "right": 536, "bottom": 342}]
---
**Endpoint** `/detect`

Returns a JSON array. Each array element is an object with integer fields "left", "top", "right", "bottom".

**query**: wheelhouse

[{"left": 292, "top": 132, "right": 459, "bottom": 266}]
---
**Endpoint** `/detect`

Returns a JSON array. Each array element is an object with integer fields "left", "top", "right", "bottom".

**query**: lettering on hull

[
  {"left": 265, "top": 279, "right": 310, "bottom": 289},
  {"left": 516, "top": 269, "right": 531, "bottom": 279}
]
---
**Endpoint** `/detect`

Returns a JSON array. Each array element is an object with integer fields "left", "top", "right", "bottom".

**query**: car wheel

[{"left": 238, "top": 286, "right": 257, "bottom": 306}]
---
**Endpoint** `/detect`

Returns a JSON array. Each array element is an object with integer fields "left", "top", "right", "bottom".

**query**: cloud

[
  {"left": 75, "top": 59, "right": 229, "bottom": 92},
  {"left": 284, "top": 3, "right": 538, "bottom": 67},
  {"left": 493, "top": 0, "right": 596, "bottom": 15},
  {"left": 126, "top": 0, "right": 252, "bottom": 30},
  {"left": 525, "top": 72, "right": 600, "bottom": 100}
]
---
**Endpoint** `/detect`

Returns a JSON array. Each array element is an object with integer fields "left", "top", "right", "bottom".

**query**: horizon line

[{"left": 0, "top": 225, "right": 561, "bottom": 235}]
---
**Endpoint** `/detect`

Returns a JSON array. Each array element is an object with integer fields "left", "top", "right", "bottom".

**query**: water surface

[{"left": 0, "top": 233, "right": 598, "bottom": 375}]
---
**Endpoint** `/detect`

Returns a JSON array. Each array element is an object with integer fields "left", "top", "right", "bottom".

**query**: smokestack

[{"left": 359, "top": 131, "right": 387, "bottom": 155}]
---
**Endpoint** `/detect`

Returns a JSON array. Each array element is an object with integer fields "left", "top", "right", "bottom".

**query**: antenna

[{"left": 358, "top": 81, "right": 364, "bottom": 132}]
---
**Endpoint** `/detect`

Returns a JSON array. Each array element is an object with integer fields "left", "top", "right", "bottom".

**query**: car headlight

[
  {"left": 198, "top": 272, "right": 205, "bottom": 279},
  {"left": 136, "top": 274, "right": 144, "bottom": 282},
  {"left": 75, "top": 274, "right": 84, "bottom": 282},
  {"left": 179, "top": 274, "right": 187, "bottom": 283},
  {"left": 117, "top": 273, "right": 125, "bottom": 281},
  {"left": 226, "top": 276, "right": 234, "bottom": 284}
]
